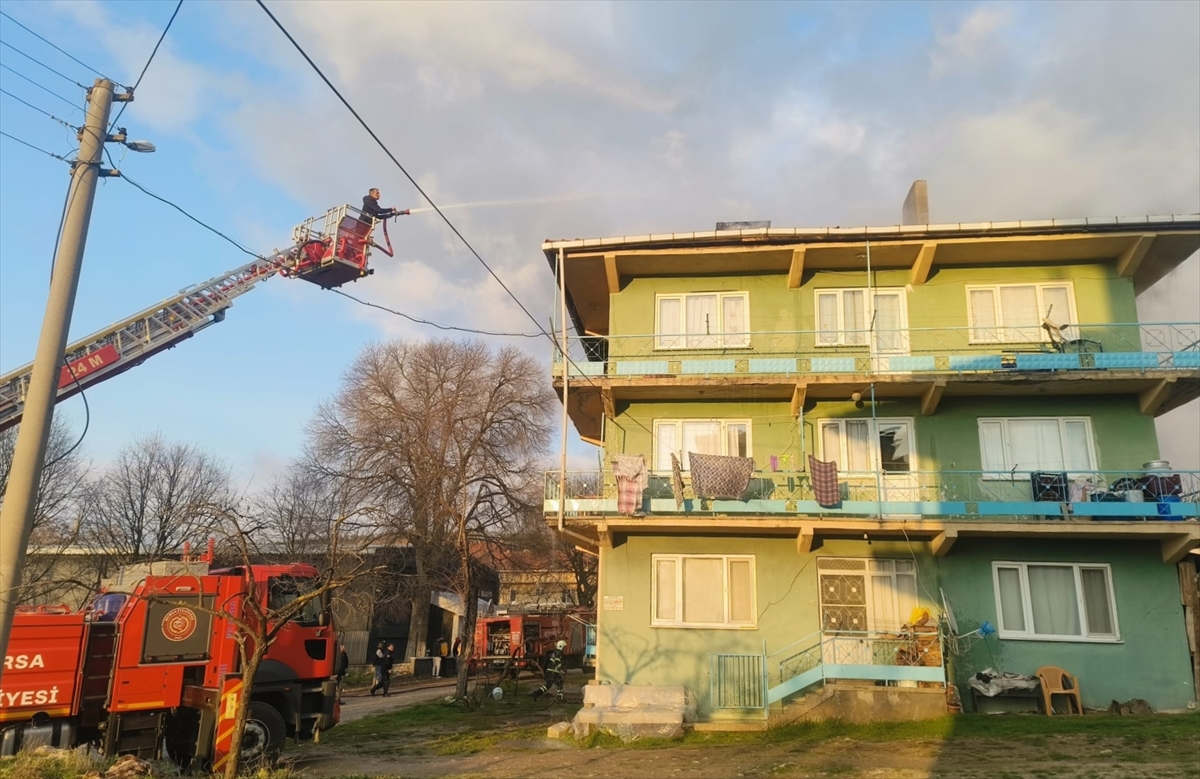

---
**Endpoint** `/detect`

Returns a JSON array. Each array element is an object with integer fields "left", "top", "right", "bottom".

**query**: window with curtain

[
  {"left": 977, "top": 417, "right": 1096, "bottom": 477},
  {"left": 966, "top": 283, "right": 1077, "bottom": 343},
  {"left": 656, "top": 292, "right": 750, "bottom": 349},
  {"left": 815, "top": 288, "right": 907, "bottom": 347},
  {"left": 654, "top": 419, "right": 751, "bottom": 470},
  {"left": 992, "top": 562, "right": 1119, "bottom": 641},
  {"left": 819, "top": 418, "right": 914, "bottom": 474},
  {"left": 652, "top": 554, "right": 756, "bottom": 628}
]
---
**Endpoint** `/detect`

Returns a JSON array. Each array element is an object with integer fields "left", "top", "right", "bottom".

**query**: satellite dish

[{"left": 940, "top": 587, "right": 960, "bottom": 635}]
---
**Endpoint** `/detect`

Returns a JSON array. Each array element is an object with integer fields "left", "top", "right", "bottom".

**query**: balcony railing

[
  {"left": 544, "top": 468, "right": 1200, "bottom": 521},
  {"left": 552, "top": 322, "right": 1200, "bottom": 378}
]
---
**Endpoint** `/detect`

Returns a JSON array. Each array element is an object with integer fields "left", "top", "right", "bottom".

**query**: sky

[{"left": 0, "top": 0, "right": 1198, "bottom": 487}]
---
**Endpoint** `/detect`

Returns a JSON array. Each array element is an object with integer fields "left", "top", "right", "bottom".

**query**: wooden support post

[
  {"left": 1162, "top": 533, "right": 1199, "bottom": 564},
  {"left": 797, "top": 526, "right": 816, "bottom": 554},
  {"left": 932, "top": 529, "right": 958, "bottom": 557},
  {"left": 604, "top": 253, "right": 619, "bottom": 294},
  {"left": 787, "top": 248, "right": 806, "bottom": 289},
  {"left": 910, "top": 242, "right": 938, "bottom": 285},
  {"left": 1140, "top": 378, "right": 1175, "bottom": 416},
  {"left": 601, "top": 388, "right": 615, "bottom": 420},
  {"left": 1116, "top": 235, "right": 1155, "bottom": 279},
  {"left": 921, "top": 381, "right": 946, "bottom": 416},
  {"left": 790, "top": 382, "right": 808, "bottom": 417}
]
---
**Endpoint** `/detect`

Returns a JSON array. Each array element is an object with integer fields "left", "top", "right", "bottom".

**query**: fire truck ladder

[{"left": 0, "top": 205, "right": 381, "bottom": 431}]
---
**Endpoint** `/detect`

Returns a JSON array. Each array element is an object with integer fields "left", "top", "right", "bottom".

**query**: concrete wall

[
  {"left": 938, "top": 538, "right": 1196, "bottom": 712},
  {"left": 596, "top": 535, "right": 1195, "bottom": 718}
]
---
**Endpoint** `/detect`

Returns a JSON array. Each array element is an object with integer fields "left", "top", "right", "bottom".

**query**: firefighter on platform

[
  {"left": 530, "top": 640, "right": 567, "bottom": 700},
  {"left": 360, "top": 188, "right": 409, "bottom": 223}
]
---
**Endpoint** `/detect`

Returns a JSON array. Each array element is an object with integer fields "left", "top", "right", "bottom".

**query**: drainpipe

[
  {"left": 866, "top": 240, "right": 883, "bottom": 518},
  {"left": 558, "top": 247, "right": 569, "bottom": 532}
]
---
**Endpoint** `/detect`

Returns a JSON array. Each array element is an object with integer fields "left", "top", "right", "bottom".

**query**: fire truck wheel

[{"left": 242, "top": 702, "right": 286, "bottom": 765}]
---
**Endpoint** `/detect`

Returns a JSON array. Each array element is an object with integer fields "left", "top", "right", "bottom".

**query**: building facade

[{"left": 543, "top": 192, "right": 1200, "bottom": 723}]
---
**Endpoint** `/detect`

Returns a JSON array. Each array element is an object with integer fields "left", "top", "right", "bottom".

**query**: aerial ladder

[{"left": 0, "top": 204, "right": 399, "bottom": 431}]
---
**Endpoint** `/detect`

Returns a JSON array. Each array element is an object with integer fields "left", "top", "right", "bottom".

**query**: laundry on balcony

[
  {"left": 670, "top": 453, "right": 686, "bottom": 509},
  {"left": 689, "top": 452, "right": 756, "bottom": 500},
  {"left": 612, "top": 454, "right": 649, "bottom": 516},
  {"left": 809, "top": 456, "right": 841, "bottom": 507}
]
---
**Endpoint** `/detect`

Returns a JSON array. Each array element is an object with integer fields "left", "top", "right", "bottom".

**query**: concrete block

[{"left": 547, "top": 722, "right": 572, "bottom": 739}]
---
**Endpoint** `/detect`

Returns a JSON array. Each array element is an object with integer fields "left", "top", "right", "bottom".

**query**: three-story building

[{"left": 543, "top": 184, "right": 1199, "bottom": 725}]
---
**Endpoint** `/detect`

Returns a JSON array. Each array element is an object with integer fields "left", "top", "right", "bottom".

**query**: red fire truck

[
  {"left": 0, "top": 555, "right": 338, "bottom": 770},
  {"left": 472, "top": 610, "right": 595, "bottom": 673}
]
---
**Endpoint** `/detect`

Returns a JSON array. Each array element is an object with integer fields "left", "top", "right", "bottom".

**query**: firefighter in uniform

[{"left": 530, "top": 640, "right": 567, "bottom": 700}]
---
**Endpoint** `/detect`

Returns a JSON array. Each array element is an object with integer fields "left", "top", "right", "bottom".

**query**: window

[
  {"left": 992, "top": 562, "right": 1119, "bottom": 642},
  {"left": 652, "top": 554, "right": 756, "bottom": 628},
  {"left": 967, "top": 283, "right": 1076, "bottom": 344},
  {"left": 815, "top": 288, "right": 908, "bottom": 348},
  {"left": 817, "top": 558, "right": 918, "bottom": 634},
  {"left": 654, "top": 419, "right": 751, "bottom": 471},
  {"left": 978, "top": 417, "right": 1096, "bottom": 477},
  {"left": 656, "top": 292, "right": 749, "bottom": 349},
  {"left": 268, "top": 576, "right": 324, "bottom": 626},
  {"left": 818, "top": 419, "right": 914, "bottom": 474}
]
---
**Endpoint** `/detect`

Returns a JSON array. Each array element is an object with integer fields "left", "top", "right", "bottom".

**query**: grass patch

[{"left": 0, "top": 752, "right": 98, "bottom": 779}]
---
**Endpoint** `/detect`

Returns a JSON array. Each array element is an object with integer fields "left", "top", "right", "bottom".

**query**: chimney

[{"left": 902, "top": 180, "right": 929, "bottom": 226}]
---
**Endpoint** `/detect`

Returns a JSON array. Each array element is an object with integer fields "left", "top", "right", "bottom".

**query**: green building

[{"left": 543, "top": 185, "right": 1200, "bottom": 725}]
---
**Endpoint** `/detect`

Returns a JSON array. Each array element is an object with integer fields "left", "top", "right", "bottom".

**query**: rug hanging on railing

[
  {"left": 670, "top": 453, "right": 686, "bottom": 509},
  {"left": 808, "top": 455, "right": 840, "bottom": 507},
  {"left": 613, "top": 454, "right": 648, "bottom": 515},
  {"left": 689, "top": 452, "right": 756, "bottom": 500}
]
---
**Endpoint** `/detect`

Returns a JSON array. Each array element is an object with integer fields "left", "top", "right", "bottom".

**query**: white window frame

[
  {"left": 977, "top": 416, "right": 1097, "bottom": 479},
  {"left": 966, "top": 282, "right": 1078, "bottom": 344},
  {"left": 814, "top": 287, "right": 908, "bottom": 348},
  {"left": 653, "top": 419, "right": 752, "bottom": 472},
  {"left": 651, "top": 554, "right": 757, "bottom": 629},
  {"left": 655, "top": 291, "right": 750, "bottom": 350},
  {"left": 991, "top": 561, "right": 1120, "bottom": 643},
  {"left": 818, "top": 417, "right": 917, "bottom": 475}
]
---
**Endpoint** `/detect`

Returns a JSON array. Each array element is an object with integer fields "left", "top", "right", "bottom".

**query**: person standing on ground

[
  {"left": 369, "top": 641, "right": 387, "bottom": 696},
  {"left": 381, "top": 643, "right": 395, "bottom": 696},
  {"left": 530, "top": 640, "right": 567, "bottom": 700},
  {"left": 336, "top": 643, "right": 349, "bottom": 704}
]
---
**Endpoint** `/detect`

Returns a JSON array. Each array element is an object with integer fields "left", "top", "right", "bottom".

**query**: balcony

[
  {"left": 545, "top": 468, "right": 1200, "bottom": 560},
  {"left": 552, "top": 322, "right": 1200, "bottom": 441}
]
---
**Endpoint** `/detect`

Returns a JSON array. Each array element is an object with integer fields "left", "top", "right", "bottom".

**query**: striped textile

[{"left": 809, "top": 456, "right": 840, "bottom": 507}]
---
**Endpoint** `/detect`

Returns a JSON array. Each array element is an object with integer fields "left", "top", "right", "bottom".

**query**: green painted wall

[
  {"left": 596, "top": 535, "right": 1194, "bottom": 718},
  {"left": 937, "top": 538, "right": 1195, "bottom": 711},
  {"left": 596, "top": 535, "right": 938, "bottom": 719},
  {"left": 607, "top": 395, "right": 1159, "bottom": 472}
]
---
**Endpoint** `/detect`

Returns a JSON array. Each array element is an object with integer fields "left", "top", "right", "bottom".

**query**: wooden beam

[
  {"left": 797, "top": 526, "right": 816, "bottom": 554},
  {"left": 601, "top": 388, "right": 616, "bottom": 419},
  {"left": 787, "top": 247, "right": 806, "bottom": 289},
  {"left": 910, "top": 242, "right": 938, "bottom": 285},
  {"left": 580, "top": 434, "right": 603, "bottom": 447},
  {"left": 1116, "top": 235, "right": 1155, "bottom": 278},
  {"left": 597, "top": 522, "right": 613, "bottom": 550},
  {"left": 604, "top": 253, "right": 619, "bottom": 294},
  {"left": 1163, "top": 534, "right": 1200, "bottom": 564},
  {"left": 1140, "top": 377, "right": 1176, "bottom": 416},
  {"left": 932, "top": 529, "right": 958, "bottom": 557},
  {"left": 790, "top": 382, "right": 808, "bottom": 417},
  {"left": 920, "top": 380, "right": 946, "bottom": 416}
]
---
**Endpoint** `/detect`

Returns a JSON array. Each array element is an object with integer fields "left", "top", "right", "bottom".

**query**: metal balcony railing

[
  {"left": 544, "top": 468, "right": 1200, "bottom": 521},
  {"left": 551, "top": 322, "right": 1200, "bottom": 378}
]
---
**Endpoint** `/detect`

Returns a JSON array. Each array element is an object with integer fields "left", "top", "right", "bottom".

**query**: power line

[
  {"left": 0, "top": 63, "right": 80, "bottom": 108},
  {"left": 0, "top": 10, "right": 118, "bottom": 85},
  {"left": 109, "top": 0, "right": 183, "bottom": 129},
  {"left": 0, "top": 129, "right": 71, "bottom": 162},
  {"left": 118, "top": 174, "right": 261, "bottom": 257},
  {"left": 253, "top": 1, "right": 554, "bottom": 347},
  {"left": 330, "top": 289, "right": 543, "bottom": 338},
  {"left": 0, "top": 39, "right": 87, "bottom": 88},
  {"left": 0, "top": 87, "right": 77, "bottom": 129}
]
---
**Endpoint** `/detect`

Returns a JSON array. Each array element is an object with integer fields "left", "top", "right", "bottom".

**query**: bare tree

[
  {"left": 0, "top": 417, "right": 94, "bottom": 604},
  {"left": 256, "top": 460, "right": 343, "bottom": 558},
  {"left": 83, "top": 433, "right": 231, "bottom": 563},
  {"left": 308, "top": 339, "right": 554, "bottom": 699}
]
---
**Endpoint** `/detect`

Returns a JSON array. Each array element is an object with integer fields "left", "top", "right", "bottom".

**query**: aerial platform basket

[{"left": 286, "top": 204, "right": 384, "bottom": 289}]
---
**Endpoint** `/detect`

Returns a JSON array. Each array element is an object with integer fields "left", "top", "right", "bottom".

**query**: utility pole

[{"left": 0, "top": 78, "right": 126, "bottom": 669}]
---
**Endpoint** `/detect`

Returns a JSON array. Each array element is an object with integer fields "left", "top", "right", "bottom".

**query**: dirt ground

[{"left": 297, "top": 675, "right": 1200, "bottom": 779}]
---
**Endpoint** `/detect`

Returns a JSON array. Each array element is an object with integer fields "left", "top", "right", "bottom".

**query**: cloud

[{"left": 929, "top": 6, "right": 1015, "bottom": 79}]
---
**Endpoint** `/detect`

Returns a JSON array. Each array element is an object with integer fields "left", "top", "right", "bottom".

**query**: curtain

[
  {"left": 873, "top": 293, "right": 903, "bottom": 353},
  {"left": 682, "top": 557, "right": 725, "bottom": 624},
  {"left": 979, "top": 421, "right": 1007, "bottom": 472},
  {"left": 1081, "top": 568, "right": 1114, "bottom": 635},
  {"left": 818, "top": 293, "right": 839, "bottom": 344},
  {"left": 727, "top": 423, "right": 748, "bottom": 458},
  {"left": 727, "top": 559, "right": 753, "bottom": 623},
  {"left": 686, "top": 294, "right": 718, "bottom": 348},
  {"left": 658, "top": 297, "right": 682, "bottom": 349},
  {"left": 682, "top": 421, "right": 720, "bottom": 469},
  {"left": 1008, "top": 419, "right": 1065, "bottom": 472},
  {"left": 655, "top": 559, "right": 677, "bottom": 621},
  {"left": 1063, "top": 420, "right": 1092, "bottom": 471},
  {"left": 999, "top": 285, "right": 1039, "bottom": 342},
  {"left": 846, "top": 420, "right": 872, "bottom": 472},
  {"left": 821, "top": 423, "right": 842, "bottom": 467},
  {"left": 843, "top": 290, "right": 866, "bottom": 344},
  {"left": 996, "top": 567, "right": 1026, "bottom": 632},
  {"left": 970, "top": 288, "right": 998, "bottom": 341},
  {"left": 655, "top": 423, "right": 678, "bottom": 471},
  {"left": 1028, "top": 565, "right": 1081, "bottom": 636},
  {"left": 723, "top": 295, "right": 748, "bottom": 347}
]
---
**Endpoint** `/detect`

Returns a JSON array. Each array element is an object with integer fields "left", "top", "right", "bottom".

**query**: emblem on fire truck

[{"left": 162, "top": 607, "right": 198, "bottom": 641}]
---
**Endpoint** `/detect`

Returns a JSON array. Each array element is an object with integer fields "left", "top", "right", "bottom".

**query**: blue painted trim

[
  {"left": 681, "top": 359, "right": 737, "bottom": 374},
  {"left": 885, "top": 356, "right": 937, "bottom": 372},
  {"left": 1173, "top": 351, "right": 1200, "bottom": 368},
  {"left": 766, "top": 666, "right": 824, "bottom": 704},
  {"left": 749, "top": 358, "right": 797, "bottom": 374},
  {"left": 1093, "top": 352, "right": 1160, "bottom": 369},
  {"left": 811, "top": 357, "right": 857, "bottom": 373},
  {"left": 949, "top": 354, "right": 1003, "bottom": 371},
  {"left": 823, "top": 664, "right": 946, "bottom": 683},
  {"left": 569, "top": 361, "right": 605, "bottom": 376},
  {"left": 615, "top": 360, "right": 670, "bottom": 375},
  {"left": 1016, "top": 353, "right": 1080, "bottom": 370}
]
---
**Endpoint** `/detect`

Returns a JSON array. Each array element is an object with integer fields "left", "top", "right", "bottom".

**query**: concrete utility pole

[{"left": 0, "top": 78, "right": 123, "bottom": 669}]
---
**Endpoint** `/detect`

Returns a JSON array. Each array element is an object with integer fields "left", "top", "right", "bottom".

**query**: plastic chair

[{"left": 1036, "top": 666, "right": 1083, "bottom": 715}]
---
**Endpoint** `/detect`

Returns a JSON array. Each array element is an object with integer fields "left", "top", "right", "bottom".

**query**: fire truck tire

[{"left": 242, "top": 702, "right": 286, "bottom": 765}]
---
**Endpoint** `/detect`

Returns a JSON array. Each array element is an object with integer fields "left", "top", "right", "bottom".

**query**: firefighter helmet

[{"left": 556, "top": 640, "right": 567, "bottom": 651}]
